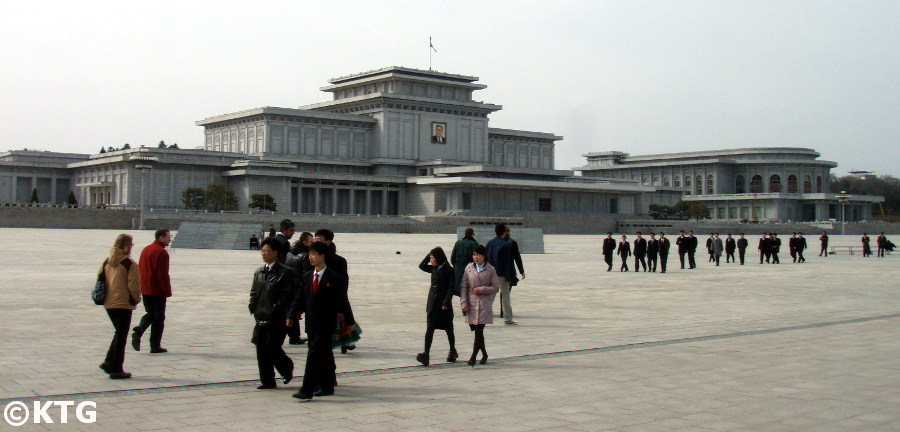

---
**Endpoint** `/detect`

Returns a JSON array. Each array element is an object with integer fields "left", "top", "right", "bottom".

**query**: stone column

[{"left": 314, "top": 183, "right": 321, "bottom": 214}]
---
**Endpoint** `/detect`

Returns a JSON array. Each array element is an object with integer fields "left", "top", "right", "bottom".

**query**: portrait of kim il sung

[{"left": 431, "top": 122, "right": 447, "bottom": 144}]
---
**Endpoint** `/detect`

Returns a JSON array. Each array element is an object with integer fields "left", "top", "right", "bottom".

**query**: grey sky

[{"left": 2, "top": 1, "right": 897, "bottom": 176}]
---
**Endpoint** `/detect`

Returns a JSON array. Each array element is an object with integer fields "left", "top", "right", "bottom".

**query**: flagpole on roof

[{"left": 429, "top": 37, "right": 437, "bottom": 70}]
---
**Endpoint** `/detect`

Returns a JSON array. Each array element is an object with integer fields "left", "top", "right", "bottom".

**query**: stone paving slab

[{"left": 0, "top": 229, "right": 898, "bottom": 431}]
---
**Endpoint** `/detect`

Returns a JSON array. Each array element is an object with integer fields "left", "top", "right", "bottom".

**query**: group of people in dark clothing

[
  {"left": 249, "top": 220, "right": 358, "bottom": 401},
  {"left": 602, "top": 229, "right": 893, "bottom": 272}
]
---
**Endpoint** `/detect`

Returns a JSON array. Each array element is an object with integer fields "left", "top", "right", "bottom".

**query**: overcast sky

[{"left": 2, "top": 1, "right": 897, "bottom": 176}]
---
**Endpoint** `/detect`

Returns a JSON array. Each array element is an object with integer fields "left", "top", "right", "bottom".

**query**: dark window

[
  {"left": 462, "top": 192, "right": 472, "bottom": 210},
  {"left": 769, "top": 175, "right": 782, "bottom": 193},
  {"left": 610, "top": 198, "right": 618, "bottom": 213},
  {"left": 735, "top": 175, "right": 746, "bottom": 193},
  {"left": 803, "top": 176, "right": 812, "bottom": 193},
  {"left": 751, "top": 175, "right": 763, "bottom": 193},
  {"left": 538, "top": 198, "right": 552, "bottom": 212},
  {"left": 787, "top": 175, "right": 798, "bottom": 193}
]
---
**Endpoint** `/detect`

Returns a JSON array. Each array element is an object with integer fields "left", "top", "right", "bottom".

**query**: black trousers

[
  {"left": 738, "top": 249, "right": 746, "bottom": 264},
  {"left": 301, "top": 330, "right": 336, "bottom": 394},
  {"left": 687, "top": 251, "right": 696, "bottom": 268},
  {"left": 772, "top": 252, "right": 780, "bottom": 264},
  {"left": 797, "top": 250, "right": 805, "bottom": 262},
  {"left": 820, "top": 245, "right": 828, "bottom": 256},
  {"left": 726, "top": 251, "right": 735, "bottom": 263},
  {"left": 603, "top": 253, "right": 613, "bottom": 269},
  {"left": 679, "top": 251, "right": 686, "bottom": 268},
  {"left": 647, "top": 254, "right": 657, "bottom": 271},
  {"left": 254, "top": 324, "right": 293, "bottom": 386},
  {"left": 659, "top": 254, "right": 668, "bottom": 272},
  {"left": 634, "top": 255, "right": 647, "bottom": 271},
  {"left": 105, "top": 309, "right": 132, "bottom": 373},
  {"left": 619, "top": 255, "right": 629, "bottom": 271},
  {"left": 135, "top": 295, "right": 166, "bottom": 349}
]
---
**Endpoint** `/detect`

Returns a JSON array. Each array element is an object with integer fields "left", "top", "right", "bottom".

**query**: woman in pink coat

[{"left": 459, "top": 245, "right": 500, "bottom": 366}]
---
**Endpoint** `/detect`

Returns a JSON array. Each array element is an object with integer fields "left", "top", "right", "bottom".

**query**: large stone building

[
  {"left": 577, "top": 148, "right": 882, "bottom": 222},
  {"left": 0, "top": 67, "right": 884, "bottom": 223}
]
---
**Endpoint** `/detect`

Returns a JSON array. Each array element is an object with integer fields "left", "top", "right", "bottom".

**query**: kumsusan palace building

[{"left": 0, "top": 66, "right": 883, "bottom": 223}]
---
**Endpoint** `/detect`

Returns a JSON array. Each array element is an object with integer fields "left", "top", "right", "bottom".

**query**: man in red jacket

[{"left": 133, "top": 229, "right": 173, "bottom": 353}]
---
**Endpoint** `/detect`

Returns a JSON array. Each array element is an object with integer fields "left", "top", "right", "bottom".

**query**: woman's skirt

[{"left": 332, "top": 319, "right": 362, "bottom": 349}]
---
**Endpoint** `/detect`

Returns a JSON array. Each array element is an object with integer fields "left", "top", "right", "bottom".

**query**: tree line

[
  {"left": 99, "top": 140, "right": 179, "bottom": 154},
  {"left": 831, "top": 174, "right": 900, "bottom": 221},
  {"left": 181, "top": 185, "right": 275, "bottom": 212}
]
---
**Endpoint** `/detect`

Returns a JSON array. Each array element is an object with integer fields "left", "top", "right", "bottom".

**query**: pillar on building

[
  {"left": 366, "top": 186, "right": 372, "bottom": 216},
  {"left": 314, "top": 183, "right": 321, "bottom": 214}
]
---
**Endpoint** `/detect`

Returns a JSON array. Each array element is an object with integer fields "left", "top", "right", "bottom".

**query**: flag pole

[{"left": 429, "top": 37, "right": 433, "bottom": 70}]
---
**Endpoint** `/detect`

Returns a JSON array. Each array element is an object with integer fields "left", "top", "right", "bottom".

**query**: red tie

[{"left": 313, "top": 273, "right": 319, "bottom": 296}]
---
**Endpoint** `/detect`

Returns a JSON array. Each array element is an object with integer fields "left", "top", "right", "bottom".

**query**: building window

[
  {"left": 609, "top": 198, "right": 618, "bottom": 213},
  {"left": 642, "top": 177, "right": 649, "bottom": 185},
  {"left": 663, "top": 177, "right": 670, "bottom": 187},
  {"left": 769, "top": 175, "right": 782, "bottom": 193},
  {"left": 674, "top": 176, "right": 681, "bottom": 188},
  {"left": 684, "top": 176, "right": 691, "bottom": 195},
  {"left": 735, "top": 175, "right": 746, "bottom": 193},
  {"left": 751, "top": 175, "right": 763, "bottom": 193},
  {"left": 462, "top": 192, "right": 472, "bottom": 210},
  {"left": 652, "top": 176, "right": 660, "bottom": 186},
  {"left": 538, "top": 198, "right": 551, "bottom": 212},
  {"left": 717, "top": 208, "right": 726, "bottom": 219},
  {"left": 816, "top": 176, "right": 823, "bottom": 193},
  {"left": 803, "top": 175, "right": 812, "bottom": 193},
  {"left": 707, "top": 175, "right": 714, "bottom": 194},
  {"left": 787, "top": 175, "right": 798, "bottom": 193},
  {"left": 695, "top": 175, "right": 703, "bottom": 195}
]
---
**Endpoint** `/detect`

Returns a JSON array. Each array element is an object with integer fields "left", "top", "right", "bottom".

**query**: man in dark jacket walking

[
  {"left": 771, "top": 233, "right": 781, "bottom": 264},
  {"left": 633, "top": 232, "right": 648, "bottom": 272},
  {"left": 647, "top": 233, "right": 659, "bottom": 272},
  {"left": 737, "top": 233, "right": 749, "bottom": 265},
  {"left": 451, "top": 228, "right": 478, "bottom": 291},
  {"left": 133, "top": 229, "right": 172, "bottom": 353},
  {"left": 658, "top": 232, "right": 671, "bottom": 273},
  {"left": 676, "top": 231, "right": 688, "bottom": 269},
  {"left": 796, "top": 233, "right": 807, "bottom": 262},
  {"left": 274, "top": 219, "right": 296, "bottom": 264},
  {"left": 602, "top": 232, "right": 616, "bottom": 272},
  {"left": 250, "top": 238, "right": 295, "bottom": 390},
  {"left": 758, "top": 233, "right": 770, "bottom": 264},
  {"left": 486, "top": 223, "right": 516, "bottom": 325},
  {"left": 725, "top": 234, "right": 736, "bottom": 263},
  {"left": 819, "top": 231, "right": 829, "bottom": 257},
  {"left": 686, "top": 231, "right": 698, "bottom": 269}
]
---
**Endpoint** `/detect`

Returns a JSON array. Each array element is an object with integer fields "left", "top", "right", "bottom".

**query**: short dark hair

[
  {"left": 261, "top": 237, "right": 281, "bottom": 251},
  {"left": 308, "top": 241, "right": 330, "bottom": 255},
  {"left": 315, "top": 228, "right": 335, "bottom": 241},
  {"left": 430, "top": 246, "right": 448, "bottom": 265},
  {"left": 299, "top": 231, "right": 314, "bottom": 242},
  {"left": 155, "top": 228, "right": 170, "bottom": 240},
  {"left": 636, "top": 231, "right": 642, "bottom": 235},
  {"left": 464, "top": 228, "right": 475, "bottom": 238},
  {"left": 494, "top": 223, "right": 507, "bottom": 237},
  {"left": 473, "top": 245, "right": 487, "bottom": 257},
  {"left": 607, "top": 232, "right": 612, "bottom": 235},
  {"left": 280, "top": 219, "right": 295, "bottom": 231},
  {"left": 659, "top": 232, "right": 665, "bottom": 235}
]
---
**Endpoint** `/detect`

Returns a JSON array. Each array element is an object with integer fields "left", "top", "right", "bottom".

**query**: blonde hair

[{"left": 113, "top": 233, "right": 134, "bottom": 255}]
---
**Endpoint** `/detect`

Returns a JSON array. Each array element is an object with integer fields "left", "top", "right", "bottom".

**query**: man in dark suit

[
  {"left": 687, "top": 231, "right": 698, "bottom": 269},
  {"left": 789, "top": 233, "right": 799, "bottom": 262},
  {"left": 633, "top": 232, "right": 648, "bottom": 272},
  {"left": 249, "top": 238, "right": 295, "bottom": 390},
  {"left": 676, "top": 231, "right": 688, "bottom": 269},
  {"left": 736, "top": 233, "right": 749, "bottom": 265},
  {"left": 486, "top": 223, "right": 516, "bottom": 325},
  {"left": 771, "top": 233, "right": 781, "bottom": 264},
  {"left": 758, "top": 233, "right": 770, "bottom": 264},
  {"left": 724, "top": 234, "right": 736, "bottom": 263},
  {"left": 706, "top": 234, "right": 715, "bottom": 263},
  {"left": 819, "top": 231, "right": 829, "bottom": 257},
  {"left": 431, "top": 124, "right": 447, "bottom": 144},
  {"left": 602, "top": 232, "right": 616, "bottom": 272},
  {"left": 647, "top": 233, "right": 659, "bottom": 272},
  {"left": 288, "top": 242, "right": 354, "bottom": 401},
  {"left": 315, "top": 228, "right": 354, "bottom": 353},
  {"left": 658, "top": 232, "right": 671, "bottom": 273},
  {"left": 796, "top": 233, "right": 807, "bottom": 262},
  {"left": 274, "top": 219, "right": 295, "bottom": 264}
]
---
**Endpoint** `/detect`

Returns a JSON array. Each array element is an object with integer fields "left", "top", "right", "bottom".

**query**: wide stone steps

[{"left": 172, "top": 222, "right": 263, "bottom": 250}]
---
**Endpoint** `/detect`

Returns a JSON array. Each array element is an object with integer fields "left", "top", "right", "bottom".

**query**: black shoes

[
  {"left": 292, "top": 391, "right": 313, "bottom": 400},
  {"left": 131, "top": 328, "right": 141, "bottom": 351},
  {"left": 341, "top": 344, "right": 356, "bottom": 354},
  {"left": 447, "top": 349, "right": 458, "bottom": 363},
  {"left": 257, "top": 383, "right": 277, "bottom": 390},
  {"left": 150, "top": 347, "right": 168, "bottom": 354},
  {"left": 283, "top": 370, "right": 293, "bottom": 385},
  {"left": 313, "top": 389, "right": 334, "bottom": 397},
  {"left": 416, "top": 352, "right": 430, "bottom": 366},
  {"left": 289, "top": 337, "right": 307, "bottom": 345},
  {"left": 480, "top": 353, "right": 489, "bottom": 365},
  {"left": 109, "top": 371, "right": 132, "bottom": 379},
  {"left": 99, "top": 362, "right": 112, "bottom": 374}
]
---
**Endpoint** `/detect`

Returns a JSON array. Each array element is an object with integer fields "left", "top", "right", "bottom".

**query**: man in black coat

[
  {"left": 724, "top": 234, "right": 736, "bottom": 263},
  {"left": 686, "top": 231, "right": 698, "bottom": 269},
  {"left": 676, "top": 231, "right": 688, "bottom": 269},
  {"left": 287, "top": 242, "right": 354, "bottom": 401},
  {"left": 249, "top": 238, "right": 295, "bottom": 390},
  {"left": 819, "top": 231, "right": 829, "bottom": 257},
  {"left": 771, "top": 233, "right": 781, "bottom": 264},
  {"left": 796, "top": 233, "right": 807, "bottom": 262},
  {"left": 759, "top": 233, "right": 770, "bottom": 264},
  {"left": 789, "top": 233, "right": 798, "bottom": 263},
  {"left": 285, "top": 231, "right": 313, "bottom": 345},
  {"left": 647, "top": 233, "right": 659, "bottom": 272},
  {"left": 736, "top": 233, "right": 749, "bottom": 265},
  {"left": 274, "top": 219, "right": 295, "bottom": 264},
  {"left": 602, "top": 232, "right": 617, "bottom": 272},
  {"left": 657, "top": 232, "right": 671, "bottom": 273},
  {"left": 633, "top": 232, "right": 648, "bottom": 272},
  {"left": 314, "top": 228, "right": 354, "bottom": 353}
]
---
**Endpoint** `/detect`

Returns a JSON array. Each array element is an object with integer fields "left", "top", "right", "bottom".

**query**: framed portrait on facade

[{"left": 431, "top": 122, "right": 447, "bottom": 144}]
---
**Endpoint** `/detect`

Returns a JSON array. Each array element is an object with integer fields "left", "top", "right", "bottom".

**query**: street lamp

[
  {"left": 836, "top": 190, "right": 850, "bottom": 236},
  {"left": 131, "top": 153, "right": 158, "bottom": 230}
]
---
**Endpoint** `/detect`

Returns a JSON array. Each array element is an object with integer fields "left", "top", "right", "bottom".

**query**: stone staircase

[{"left": 172, "top": 222, "right": 263, "bottom": 250}]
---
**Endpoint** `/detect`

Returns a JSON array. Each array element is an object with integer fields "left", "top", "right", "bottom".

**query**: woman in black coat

[{"left": 416, "top": 246, "right": 457, "bottom": 366}]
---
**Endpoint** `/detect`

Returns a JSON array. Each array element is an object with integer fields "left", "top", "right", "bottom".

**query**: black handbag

[{"left": 91, "top": 259, "right": 109, "bottom": 305}]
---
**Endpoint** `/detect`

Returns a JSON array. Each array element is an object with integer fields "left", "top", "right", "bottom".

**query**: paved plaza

[{"left": 1, "top": 229, "right": 898, "bottom": 431}]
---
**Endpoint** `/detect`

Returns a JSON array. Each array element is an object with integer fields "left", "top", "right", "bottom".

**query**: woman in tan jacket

[
  {"left": 459, "top": 245, "right": 500, "bottom": 367},
  {"left": 99, "top": 234, "right": 142, "bottom": 379}
]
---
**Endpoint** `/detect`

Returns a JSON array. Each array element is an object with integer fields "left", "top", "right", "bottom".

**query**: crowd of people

[
  {"left": 601, "top": 230, "right": 893, "bottom": 273},
  {"left": 96, "top": 223, "right": 889, "bottom": 399}
]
